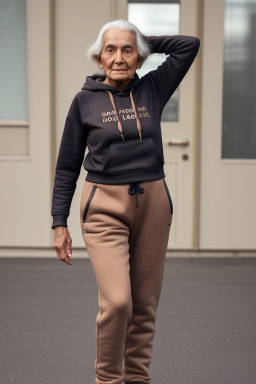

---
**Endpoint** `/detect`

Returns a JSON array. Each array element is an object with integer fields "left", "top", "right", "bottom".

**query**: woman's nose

[{"left": 114, "top": 50, "right": 123, "bottom": 63}]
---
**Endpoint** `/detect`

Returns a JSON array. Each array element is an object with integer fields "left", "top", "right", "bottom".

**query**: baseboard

[{"left": 0, "top": 247, "right": 255, "bottom": 258}]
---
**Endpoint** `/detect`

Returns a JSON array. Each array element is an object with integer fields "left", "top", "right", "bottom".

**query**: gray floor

[{"left": 0, "top": 257, "right": 256, "bottom": 384}]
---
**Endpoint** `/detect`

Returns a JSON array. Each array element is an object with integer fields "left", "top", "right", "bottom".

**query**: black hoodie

[{"left": 51, "top": 35, "right": 200, "bottom": 228}]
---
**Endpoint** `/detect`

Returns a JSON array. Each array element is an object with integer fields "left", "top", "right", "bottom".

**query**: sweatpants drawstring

[{"left": 128, "top": 182, "right": 144, "bottom": 208}]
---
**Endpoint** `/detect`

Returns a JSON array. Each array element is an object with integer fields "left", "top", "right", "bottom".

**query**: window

[
  {"left": 128, "top": 0, "right": 180, "bottom": 122},
  {"left": 0, "top": 0, "right": 28, "bottom": 120},
  {"left": 222, "top": 0, "right": 256, "bottom": 159}
]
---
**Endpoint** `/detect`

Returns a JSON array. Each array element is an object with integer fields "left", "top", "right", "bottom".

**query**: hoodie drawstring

[
  {"left": 128, "top": 182, "right": 144, "bottom": 208},
  {"left": 107, "top": 91, "right": 124, "bottom": 141},
  {"left": 130, "top": 90, "right": 142, "bottom": 142},
  {"left": 106, "top": 90, "right": 142, "bottom": 142}
]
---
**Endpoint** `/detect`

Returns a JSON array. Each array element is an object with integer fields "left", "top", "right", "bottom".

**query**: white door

[
  {"left": 128, "top": 0, "right": 201, "bottom": 249},
  {"left": 200, "top": 0, "right": 256, "bottom": 249},
  {"left": 55, "top": 0, "right": 201, "bottom": 250}
]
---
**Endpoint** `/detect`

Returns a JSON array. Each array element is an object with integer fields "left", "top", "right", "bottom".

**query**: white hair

[{"left": 87, "top": 19, "right": 151, "bottom": 63}]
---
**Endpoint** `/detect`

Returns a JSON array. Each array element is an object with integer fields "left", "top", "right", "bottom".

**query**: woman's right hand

[{"left": 53, "top": 226, "right": 72, "bottom": 265}]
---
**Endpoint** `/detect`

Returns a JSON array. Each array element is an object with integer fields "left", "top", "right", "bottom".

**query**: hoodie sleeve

[
  {"left": 145, "top": 35, "right": 200, "bottom": 109},
  {"left": 51, "top": 96, "right": 87, "bottom": 229}
]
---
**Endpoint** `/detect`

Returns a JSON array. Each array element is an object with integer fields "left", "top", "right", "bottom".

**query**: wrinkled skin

[
  {"left": 97, "top": 28, "right": 142, "bottom": 91},
  {"left": 53, "top": 226, "right": 72, "bottom": 265}
]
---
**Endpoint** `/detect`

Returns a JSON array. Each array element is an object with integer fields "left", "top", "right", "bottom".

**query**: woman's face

[{"left": 97, "top": 28, "right": 142, "bottom": 90}]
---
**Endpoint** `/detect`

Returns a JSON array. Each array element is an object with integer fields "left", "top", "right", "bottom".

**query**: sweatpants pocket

[
  {"left": 82, "top": 184, "right": 98, "bottom": 222},
  {"left": 163, "top": 179, "right": 173, "bottom": 215}
]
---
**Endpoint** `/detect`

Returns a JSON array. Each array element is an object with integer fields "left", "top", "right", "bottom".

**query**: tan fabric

[{"left": 80, "top": 179, "right": 172, "bottom": 384}]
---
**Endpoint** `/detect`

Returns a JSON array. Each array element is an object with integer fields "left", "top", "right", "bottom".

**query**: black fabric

[{"left": 51, "top": 35, "right": 200, "bottom": 228}]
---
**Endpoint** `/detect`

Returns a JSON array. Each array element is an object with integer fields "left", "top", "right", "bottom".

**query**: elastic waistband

[{"left": 86, "top": 167, "right": 165, "bottom": 185}]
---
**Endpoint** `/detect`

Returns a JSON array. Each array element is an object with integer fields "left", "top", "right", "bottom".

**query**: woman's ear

[
  {"left": 137, "top": 57, "right": 143, "bottom": 69},
  {"left": 96, "top": 55, "right": 103, "bottom": 69}
]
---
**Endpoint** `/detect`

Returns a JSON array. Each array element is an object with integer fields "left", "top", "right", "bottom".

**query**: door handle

[{"left": 168, "top": 139, "right": 189, "bottom": 146}]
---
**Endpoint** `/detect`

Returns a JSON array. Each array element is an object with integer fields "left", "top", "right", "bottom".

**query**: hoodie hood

[{"left": 81, "top": 72, "right": 141, "bottom": 94}]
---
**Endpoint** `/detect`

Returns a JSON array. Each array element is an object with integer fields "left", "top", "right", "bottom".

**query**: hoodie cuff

[{"left": 51, "top": 214, "right": 68, "bottom": 229}]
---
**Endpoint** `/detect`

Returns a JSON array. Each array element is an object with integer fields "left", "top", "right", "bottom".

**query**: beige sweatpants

[{"left": 80, "top": 179, "right": 173, "bottom": 384}]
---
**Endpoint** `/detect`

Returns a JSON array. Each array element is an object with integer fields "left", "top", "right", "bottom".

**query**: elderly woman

[{"left": 52, "top": 19, "right": 199, "bottom": 384}]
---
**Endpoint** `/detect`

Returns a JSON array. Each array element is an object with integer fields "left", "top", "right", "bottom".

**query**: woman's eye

[{"left": 124, "top": 49, "right": 132, "bottom": 54}]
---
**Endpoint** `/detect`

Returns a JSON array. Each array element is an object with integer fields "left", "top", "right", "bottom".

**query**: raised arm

[{"left": 145, "top": 35, "right": 200, "bottom": 108}]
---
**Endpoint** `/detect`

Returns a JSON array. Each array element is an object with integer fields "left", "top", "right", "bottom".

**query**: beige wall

[
  {"left": 1, "top": 0, "right": 255, "bottom": 256},
  {"left": 0, "top": 0, "right": 127, "bottom": 253}
]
